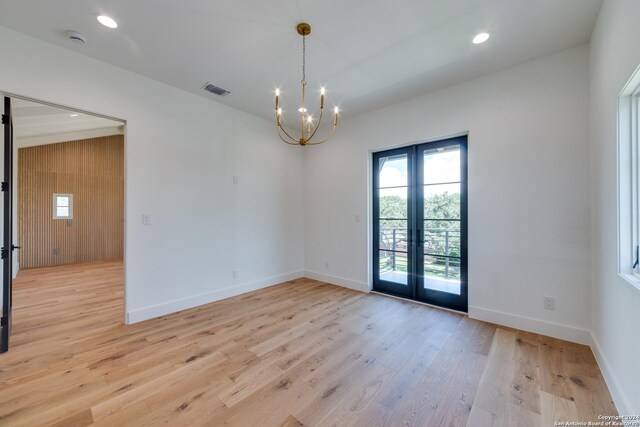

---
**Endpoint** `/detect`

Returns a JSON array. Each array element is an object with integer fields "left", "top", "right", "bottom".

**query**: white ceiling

[
  {"left": 11, "top": 98, "right": 123, "bottom": 147},
  {"left": 0, "top": 0, "right": 601, "bottom": 125}
]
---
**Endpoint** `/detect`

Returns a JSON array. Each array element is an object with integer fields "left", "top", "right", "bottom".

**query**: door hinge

[
  {"left": 0, "top": 248, "right": 7, "bottom": 260},
  {"left": 0, "top": 316, "right": 7, "bottom": 327},
  {"left": 1, "top": 182, "right": 8, "bottom": 192},
  {"left": 1, "top": 114, "right": 7, "bottom": 125}
]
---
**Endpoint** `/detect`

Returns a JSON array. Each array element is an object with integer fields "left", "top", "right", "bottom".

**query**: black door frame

[
  {"left": 372, "top": 135, "right": 468, "bottom": 312},
  {"left": 372, "top": 146, "right": 416, "bottom": 299},
  {"left": 415, "top": 137, "right": 468, "bottom": 312},
  {"left": 1, "top": 96, "right": 16, "bottom": 353}
]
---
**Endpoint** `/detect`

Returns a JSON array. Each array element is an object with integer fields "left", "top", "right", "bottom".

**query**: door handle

[{"left": 11, "top": 244, "right": 20, "bottom": 251}]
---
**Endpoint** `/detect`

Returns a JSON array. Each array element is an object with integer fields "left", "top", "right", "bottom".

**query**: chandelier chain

[{"left": 302, "top": 35, "right": 306, "bottom": 83}]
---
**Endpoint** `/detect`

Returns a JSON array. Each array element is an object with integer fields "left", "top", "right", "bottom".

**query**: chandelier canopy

[{"left": 275, "top": 23, "right": 338, "bottom": 146}]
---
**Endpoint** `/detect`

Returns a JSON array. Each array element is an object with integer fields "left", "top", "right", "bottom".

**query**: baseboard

[
  {"left": 126, "top": 270, "right": 304, "bottom": 324},
  {"left": 303, "top": 270, "right": 369, "bottom": 293},
  {"left": 590, "top": 332, "right": 634, "bottom": 415},
  {"left": 468, "top": 305, "right": 592, "bottom": 345}
]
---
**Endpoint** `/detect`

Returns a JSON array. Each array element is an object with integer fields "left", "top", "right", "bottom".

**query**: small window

[
  {"left": 53, "top": 194, "right": 73, "bottom": 219},
  {"left": 618, "top": 64, "right": 640, "bottom": 290}
]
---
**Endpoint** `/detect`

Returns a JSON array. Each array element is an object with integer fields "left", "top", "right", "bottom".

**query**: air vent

[
  {"left": 203, "top": 82, "right": 231, "bottom": 97},
  {"left": 66, "top": 30, "right": 86, "bottom": 44}
]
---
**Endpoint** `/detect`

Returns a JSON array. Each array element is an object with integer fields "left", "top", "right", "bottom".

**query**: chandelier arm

[
  {"left": 277, "top": 123, "right": 301, "bottom": 145},
  {"left": 305, "top": 124, "right": 337, "bottom": 146},
  {"left": 306, "top": 107, "right": 324, "bottom": 143},
  {"left": 278, "top": 121, "right": 300, "bottom": 143},
  {"left": 278, "top": 131, "right": 301, "bottom": 145}
]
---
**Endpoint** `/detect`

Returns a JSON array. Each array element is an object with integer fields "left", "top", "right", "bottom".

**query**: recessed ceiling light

[
  {"left": 97, "top": 15, "right": 118, "bottom": 29},
  {"left": 69, "top": 114, "right": 79, "bottom": 117},
  {"left": 473, "top": 32, "right": 490, "bottom": 44}
]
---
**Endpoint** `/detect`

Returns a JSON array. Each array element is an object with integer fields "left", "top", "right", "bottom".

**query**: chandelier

[{"left": 275, "top": 23, "right": 338, "bottom": 146}]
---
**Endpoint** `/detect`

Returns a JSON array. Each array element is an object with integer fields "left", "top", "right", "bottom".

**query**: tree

[
  {"left": 379, "top": 192, "right": 460, "bottom": 224},
  {"left": 379, "top": 192, "right": 461, "bottom": 277}
]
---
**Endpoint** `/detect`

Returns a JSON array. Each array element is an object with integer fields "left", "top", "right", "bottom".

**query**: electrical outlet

[
  {"left": 324, "top": 261, "right": 329, "bottom": 269},
  {"left": 142, "top": 214, "right": 151, "bottom": 226},
  {"left": 543, "top": 296, "right": 556, "bottom": 311},
  {"left": 232, "top": 271, "right": 238, "bottom": 280},
  {"left": 53, "top": 247, "right": 59, "bottom": 255},
  {"left": 233, "top": 176, "right": 239, "bottom": 185},
  {"left": 355, "top": 215, "right": 361, "bottom": 223}
]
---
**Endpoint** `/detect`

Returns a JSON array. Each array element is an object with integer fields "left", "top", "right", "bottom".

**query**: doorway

[
  {"left": 1, "top": 95, "right": 125, "bottom": 353},
  {"left": 372, "top": 136, "right": 468, "bottom": 312}
]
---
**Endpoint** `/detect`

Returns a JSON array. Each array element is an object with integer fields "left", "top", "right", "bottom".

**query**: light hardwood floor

[{"left": 0, "top": 261, "right": 616, "bottom": 426}]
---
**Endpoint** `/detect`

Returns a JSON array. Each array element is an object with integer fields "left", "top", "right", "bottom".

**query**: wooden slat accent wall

[{"left": 18, "top": 136, "right": 124, "bottom": 269}]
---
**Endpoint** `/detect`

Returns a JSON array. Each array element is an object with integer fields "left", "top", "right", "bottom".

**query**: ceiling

[
  {"left": 11, "top": 98, "right": 123, "bottom": 147},
  {"left": 0, "top": 0, "right": 602, "bottom": 126}
]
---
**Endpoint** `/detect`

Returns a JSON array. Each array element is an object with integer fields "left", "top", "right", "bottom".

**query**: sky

[{"left": 379, "top": 148, "right": 461, "bottom": 198}]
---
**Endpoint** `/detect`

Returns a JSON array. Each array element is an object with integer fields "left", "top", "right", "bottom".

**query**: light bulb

[
  {"left": 334, "top": 107, "right": 339, "bottom": 114},
  {"left": 472, "top": 32, "right": 490, "bottom": 44},
  {"left": 307, "top": 116, "right": 313, "bottom": 123},
  {"left": 275, "top": 88, "right": 280, "bottom": 96},
  {"left": 277, "top": 108, "right": 282, "bottom": 115},
  {"left": 298, "top": 107, "right": 307, "bottom": 113},
  {"left": 321, "top": 87, "right": 326, "bottom": 95},
  {"left": 97, "top": 15, "right": 118, "bottom": 29}
]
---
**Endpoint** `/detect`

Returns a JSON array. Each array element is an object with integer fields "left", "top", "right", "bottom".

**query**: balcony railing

[{"left": 379, "top": 223, "right": 461, "bottom": 280}]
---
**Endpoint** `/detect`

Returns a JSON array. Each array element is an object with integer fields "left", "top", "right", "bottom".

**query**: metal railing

[{"left": 379, "top": 224, "right": 461, "bottom": 280}]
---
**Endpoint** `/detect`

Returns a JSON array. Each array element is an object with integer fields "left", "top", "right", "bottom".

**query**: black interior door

[
  {"left": 373, "top": 136, "right": 468, "bottom": 312},
  {"left": 1, "top": 96, "right": 15, "bottom": 353}
]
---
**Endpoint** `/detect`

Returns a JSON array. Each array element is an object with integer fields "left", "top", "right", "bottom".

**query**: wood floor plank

[
  {"left": 466, "top": 328, "right": 517, "bottom": 427},
  {"left": 510, "top": 331, "right": 541, "bottom": 415},
  {"left": 427, "top": 350, "right": 487, "bottom": 426},
  {"left": 540, "top": 390, "right": 578, "bottom": 426},
  {"left": 278, "top": 414, "right": 305, "bottom": 427},
  {"left": 0, "top": 261, "right": 618, "bottom": 426}
]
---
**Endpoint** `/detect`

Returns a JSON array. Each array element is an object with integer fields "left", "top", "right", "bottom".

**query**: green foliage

[
  {"left": 380, "top": 195, "right": 407, "bottom": 219},
  {"left": 423, "top": 192, "right": 460, "bottom": 221},
  {"left": 380, "top": 192, "right": 460, "bottom": 223},
  {"left": 379, "top": 192, "right": 461, "bottom": 279}
]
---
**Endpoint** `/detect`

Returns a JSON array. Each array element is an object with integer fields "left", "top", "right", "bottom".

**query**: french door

[
  {"left": 372, "top": 136, "right": 467, "bottom": 312},
  {"left": 1, "top": 96, "right": 17, "bottom": 353}
]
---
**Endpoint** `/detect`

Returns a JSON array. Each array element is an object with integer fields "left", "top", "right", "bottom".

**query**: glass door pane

[
  {"left": 423, "top": 147, "right": 461, "bottom": 294},
  {"left": 417, "top": 139, "right": 467, "bottom": 311},
  {"left": 372, "top": 148, "right": 414, "bottom": 298},
  {"left": 379, "top": 186, "right": 409, "bottom": 285}
]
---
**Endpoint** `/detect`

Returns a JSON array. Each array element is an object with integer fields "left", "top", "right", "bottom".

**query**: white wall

[
  {"left": 0, "top": 25, "right": 305, "bottom": 322},
  {"left": 304, "top": 44, "right": 592, "bottom": 344},
  {"left": 589, "top": 0, "right": 640, "bottom": 415},
  {"left": 0, "top": 9, "right": 636, "bottom": 414}
]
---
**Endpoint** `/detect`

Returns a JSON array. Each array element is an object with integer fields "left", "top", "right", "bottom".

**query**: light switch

[{"left": 142, "top": 214, "right": 151, "bottom": 226}]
